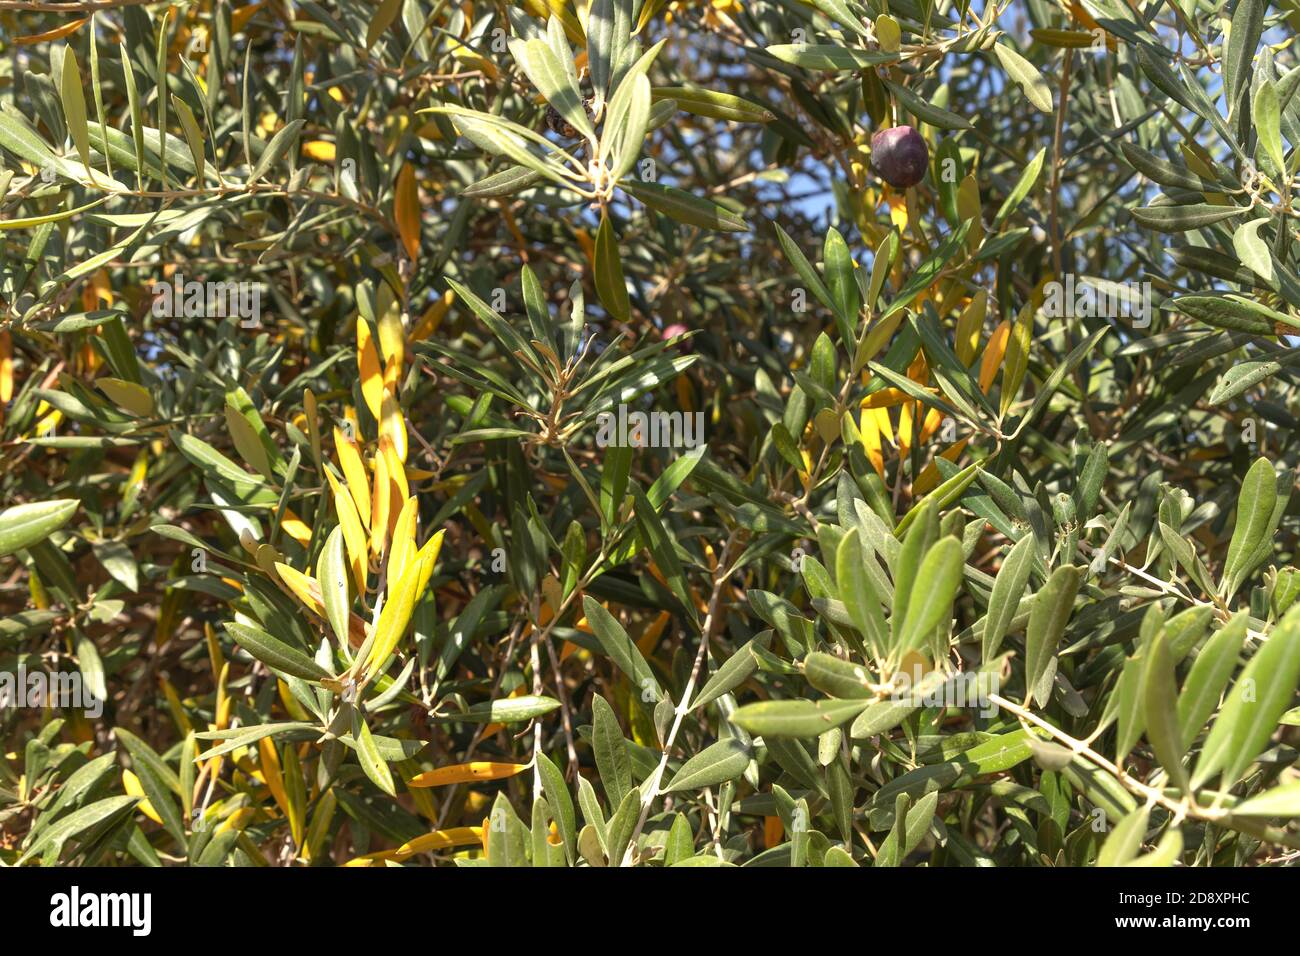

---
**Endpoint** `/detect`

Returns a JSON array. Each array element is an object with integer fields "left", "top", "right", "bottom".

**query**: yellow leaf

[
  {"left": 875, "top": 15, "right": 900, "bottom": 52},
  {"left": 0, "top": 331, "right": 12, "bottom": 404},
  {"left": 978, "top": 319, "right": 1011, "bottom": 394},
  {"left": 410, "top": 290, "right": 454, "bottom": 343},
  {"left": 275, "top": 561, "right": 326, "bottom": 616},
  {"left": 919, "top": 406, "right": 944, "bottom": 444},
  {"left": 280, "top": 510, "right": 313, "bottom": 547},
  {"left": 887, "top": 190, "right": 908, "bottom": 230},
  {"left": 376, "top": 292, "right": 406, "bottom": 372},
  {"left": 370, "top": 445, "right": 391, "bottom": 558},
  {"left": 387, "top": 496, "right": 418, "bottom": 586},
  {"left": 257, "top": 738, "right": 292, "bottom": 821},
  {"left": 858, "top": 406, "right": 884, "bottom": 478},
  {"left": 303, "top": 387, "right": 322, "bottom": 469},
  {"left": 636, "top": 610, "right": 671, "bottom": 657},
  {"left": 326, "top": 469, "right": 370, "bottom": 596},
  {"left": 862, "top": 386, "right": 909, "bottom": 409},
  {"left": 955, "top": 291, "right": 987, "bottom": 366},
  {"left": 96, "top": 377, "right": 155, "bottom": 418},
  {"left": 913, "top": 439, "right": 970, "bottom": 495},
  {"left": 361, "top": 548, "right": 429, "bottom": 680},
  {"left": 957, "top": 174, "right": 983, "bottom": 248},
  {"left": 407, "top": 762, "right": 528, "bottom": 788},
  {"left": 380, "top": 389, "right": 408, "bottom": 463},
  {"left": 333, "top": 425, "right": 372, "bottom": 529},
  {"left": 413, "top": 528, "right": 445, "bottom": 599},
  {"left": 384, "top": 439, "right": 409, "bottom": 540},
  {"left": 15, "top": 16, "right": 88, "bottom": 45},
  {"left": 540, "top": 0, "right": 585, "bottom": 44},
  {"left": 232, "top": 2, "right": 265, "bottom": 31},
  {"left": 122, "top": 770, "right": 163, "bottom": 825},
  {"left": 277, "top": 677, "right": 312, "bottom": 722},
  {"left": 392, "top": 826, "right": 484, "bottom": 858},
  {"left": 898, "top": 399, "right": 915, "bottom": 457},
  {"left": 215, "top": 807, "right": 257, "bottom": 835},
  {"left": 764, "top": 814, "right": 784, "bottom": 848},
  {"left": 395, "top": 163, "right": 421, "bottom": 262},
  {"left": 301, "top": 140, "right": 336, "bottom": 162},
  {"left": 225, "top": 403, "right": 273, "bottom": 478},
  {"left": 159, "top": 678, "right": 193, "bottom": 735},
  {"left": 357, "top": 318, "right": 384, "bottom": 421},
  {"left": 999, "top": 305, "right": 1034, "bottom": 417}
]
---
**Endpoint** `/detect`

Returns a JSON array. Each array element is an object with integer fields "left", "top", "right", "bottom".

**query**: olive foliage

[{"left": 1, "top": 0, "right": 1299, "bottom": 868}]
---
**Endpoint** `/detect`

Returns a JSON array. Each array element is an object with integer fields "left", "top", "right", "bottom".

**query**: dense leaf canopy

[{"left": 1, "top": 0, "right": 1299, "bottom": 868}]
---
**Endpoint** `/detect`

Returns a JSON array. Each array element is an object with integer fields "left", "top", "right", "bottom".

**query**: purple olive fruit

[{"left": 869, "top": 125, "right": 929, "bottom": 189}]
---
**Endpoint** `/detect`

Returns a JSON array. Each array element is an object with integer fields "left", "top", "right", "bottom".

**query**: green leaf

[
  {"left": 804, "top": 651, "right": 875, "bottom": 699},
  {"left": 849, "top": 672, "right": 946, "bottom": 738},
  {"left": 774, "top": 224, "right": 837, "bottom": 315},
  {"left": 114, "top": 728, "right": 186, "bottom": 844},
  {"left": 1142, "top": 633, "right": 1189, "bottom": 794},
  {"left": 1221, "top": 457, "right": 1278, "bottom": 599},
  {"left": 1224, "top": 0, "right": 1265, "bottom": 121},
  {"left": 425, "top": 106, "right": 577, "bottom": 189},
  {"left": 608, "top": 73, "right": 651, "bottom": 181},
  {"left": 621, "top": 180, "right": 748, "bottom": 232},
  {"left": 366, "top": 0, "right": 405, "bottom": 49},
  {"left": 992, "top": 43, "right": 1052, "bottom": 113},
  {"left": 765, "top": 44, "right": 896, "bottom": 71},
  {"left": 604, "top": 788, "right": 641, "bottom": 865},
  {"left": 1231, "top": 781, "right": 1300, "bottom": 817},
  {"left": 0, "top": 499, "right": 79, "bottom": 557},
  {"left": 352, "top": 713, "right": 395, "bottom": 796},
  {"left": 536, "top": 752, "right": 576, "bottom": 864},
  {"left": 588, "top": 0, "right": 635, "bottom": 102},
  {"left": 316, "top": 526, "right": 351, "bottom": 651},
  {"left": 731, "top": 698, "right": 871, "bottom": 737},
  {"left": 1231, "top": 218, "right": 1275, "bottom": 285},
  {"left": 896, "top": 536, "right": 964, "bottom": 655},
  {"left": 1023, "top": 565, "right": 1081, "bottom": 706},
  {"left": 664, "top": 737, "right": 750, "bottom": 792},
  {"left": 592, "top": 693, "right": 633, "bottom": 806},
  {"left": 512, "top": 38, "right": 596, "bottom": 143},
  {"left": 171, "top": 95, "right": 206, "bottom": 185},
  {"left": 249, "top": 118, "right": 305, "bottom": 183},
  {"left": 58, "top": 45, "right": 92, "bottom": 171},
  {"left": 1192, "top": 603, "right": 1300, "bottom": 789},
  {"left": 883, "top": 79, "right": 971, "bottom": 130},
  {"left": 583, "top": 595, "right": 661, "bottom": 700},
  {"left": 1096, "top": 806, "right": 1150, "bottom": 866},
  {"left": 1130, "top": 204, "right": 1247, "bottom": 233},
  {"left": 692, "top": 635, "right": 766, "bottom": 710},
  {"left": 1177, "top": 613, "right": 1247, "bottom": 747},
  {"left": 594, "top": 212, "right": 631, "bottom": 323},
  {"left": 1254, "top": 81, "right": 1286, "bottom": 176},
  {"left": 653, "top": 87, "right": 774, "bottom": 123},
  {"left": 17, "top": 796, "right": 140, "bottom": 866},
  {"left": 431, "top": 695, "right": 562, "bottom": 724},
  {"left": 983, "top": 533, "right": 1036, "bottom": 659},
  {"left": 1171, "top": 295, "right": 1296, "bottom": 335},
  {"left": 224, "top": 621, "right": 332, "bottom": 683},
  {"left": 835, "top": 529, "right": 888, "bottom": 656}
]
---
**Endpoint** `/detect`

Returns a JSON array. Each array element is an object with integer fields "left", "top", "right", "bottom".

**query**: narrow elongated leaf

[
  {"left": 1192, "top": 604, "right": 1300, "bottom": 789},
  {"left": 983, "top": 534, "right": 1036, "bottom": 659},
  {"left": 664, "top": 738, "right": 750, "bottom": 792},
  {"left": 731, "top": 698, "right": 871, "bottom": 737},
  {"left": 0, "top": 499, "right": 79, "bottom": 557},
  {"left": 1023, "top": 565, "right": 1081, "bottom": 706}
]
